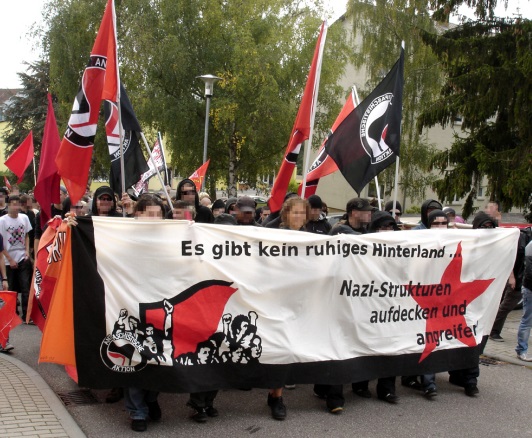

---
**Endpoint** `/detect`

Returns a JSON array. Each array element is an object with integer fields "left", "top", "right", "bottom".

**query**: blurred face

[
  {"left": 430, "top": 218, "right": 449, "bottom": 229},
  {"left": 7, "top": 200, "right": 21, "bottom": 215},
  {"left": 180, "top": 183, "right": 196, "bottom": 205},
  {"left": 261, "top": 208, "right": 270, "bottom": 221},
  {"left": 287, "top": 202, "right": 307, "bottom": 230},
  {"left": 485, "top": 202, "right": 499, "bottom": 218},
  {"left": 236, "top": 208, "right": 255, "bottom": 225},
  {"left": 0, "top": 193, "right": 7, "bottom": 204},
  {"left": 70, "top": 202, "right": 84, "bottom": 214},
  {"left": 212, "top": 207, "right": 225, "bottom": 217},
  {"left": 377, "top": 225, "right": 395, "bottom": 232},
  {"left": 309, "top": 207, "right": 321, "bottom": 221},
  {"left": 388, "top": 209, "right": 401, "bottom": 222},
  {"left": 136, "top": 205, "right": 163, "bottom": 219},
  {"left": 172, "top": 207, "right": 193, "bottom": 220},
  {"left": 60, "top": 190, "right": 67, "bottom": 203},
  {"left": 350, "top": 210, "right": 371, "bottom": 227},
  {"left": 97, "top": 194, "right": 113, "bottom": 215}
]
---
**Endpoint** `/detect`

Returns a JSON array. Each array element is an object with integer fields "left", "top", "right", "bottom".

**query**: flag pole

[
  {"left": 301, "top": 21, "right": 328, "bottom": 200},
  {"left": 140, "top": 133, "right": 173, "bottom": 207},
  {"left": 392, "top": 41, "right": 405, "bottom": 216},
  {"left": 109, "top": 0, "right": 126, "bottom": 216},
  {"left": 158, "top": 132, "right": 170, "bottom": 187},
  {"left": 32, "top": 157, "right": 37, "bottom": 186}
]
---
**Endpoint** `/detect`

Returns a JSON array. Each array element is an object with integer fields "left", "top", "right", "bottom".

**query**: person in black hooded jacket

[
  {"left": 175, "top": 179, "right": 214, "bottom": 223},
  {"left": 91, "top": 186, "right": 122, "bottom": 217},
  {"left": 413, "top": 199, "right": 442, "bottom": 230}
]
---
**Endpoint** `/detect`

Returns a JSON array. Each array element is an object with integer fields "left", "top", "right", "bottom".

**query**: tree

[
  {"left": 345, "top": 0, "right": 443, "bottom": 206},
  {"left": 1, "top": 60, "right": 51, "bottom": 189},
  {"left": 43, "top": 0, "right": 350, "bottom": 197},
  {"left": 418, "top": 15, "right": 532, "bottom": 217}
]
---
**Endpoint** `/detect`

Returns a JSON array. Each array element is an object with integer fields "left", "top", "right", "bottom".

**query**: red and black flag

[
  {"left": 325, "top": 48, "right": 404, "bottom": 195},
  {"left": 105, "top": 84, "right": 149, "bottom": 195},
  {"left": 55, "top": 0, "right": 118, "bottom": 204}
]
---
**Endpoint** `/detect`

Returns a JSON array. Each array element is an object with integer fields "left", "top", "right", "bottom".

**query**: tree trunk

[{"left": 227, "top": 124, "right": 237, "bottom": 197}]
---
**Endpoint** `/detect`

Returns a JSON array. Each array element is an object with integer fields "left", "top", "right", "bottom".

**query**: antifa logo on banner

[{"left": 99, "top": 281, "right": 261, "bottom": 373}]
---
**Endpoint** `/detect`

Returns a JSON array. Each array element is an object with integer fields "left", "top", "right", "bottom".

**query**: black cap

[
  {"left": 236, "top": 196, "right": 256, "bottom": 212},
  {"left": 346, "top": 198, "right": 373, "bottom": 212},
  {"left": 307, "top": 195, "right": 323, "bottom": 209}
]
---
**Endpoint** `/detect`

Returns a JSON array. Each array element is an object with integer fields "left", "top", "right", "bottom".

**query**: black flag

[
  {"left": 104, "top": 84, "right": 149, "bottom": 194},
  {"left": 325, "top": 48, "right": 404, "bottom": 195}
]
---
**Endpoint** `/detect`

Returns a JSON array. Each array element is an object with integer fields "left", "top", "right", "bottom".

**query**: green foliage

[
  {"left": 418, "top": 17, "right": 532, "bottom": 216},
  {"left": 1, "top": 60, "right": 51, "bottom": 185},
  {"left": 43, "top": 0, "right": 349, "bottom": 195},
  {"left": 345, "top": 0, "right": 442, "bottom": 205}
]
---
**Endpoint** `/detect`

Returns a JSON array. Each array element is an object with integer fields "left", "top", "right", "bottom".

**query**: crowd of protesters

[{"left": 0, "top": 181, "right": 530, "bottom": 433}]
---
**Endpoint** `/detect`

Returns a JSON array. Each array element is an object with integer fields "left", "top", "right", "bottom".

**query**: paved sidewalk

[
  {"left": 0, "top": 351, "right": 86, "bottom": 438},
  {"left": 483, "top": 308, "right": 530, "bottom": 366},
  {"left": 0, "top": 310, "right": 529, "bottom": 437}
]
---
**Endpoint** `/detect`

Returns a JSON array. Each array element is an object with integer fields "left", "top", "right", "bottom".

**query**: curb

[{"left": 0, "top": 352, "right": 87, "bottom": 438}]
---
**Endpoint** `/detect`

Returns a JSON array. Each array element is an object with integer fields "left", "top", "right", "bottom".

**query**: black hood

[
  {"left": 368, "top": 211, "right": 399, "bottom": 233},
  {"left": 420, "top": 199, "right": 442, "bottom": 228},
  {"left": 472, "top": 211, "right": 498, "bottom": 229},
  {"left": 176, "top": 178, "right": 199, "bottom": 207},
  {"left": 91, "top": 186, "right": 117, "bottom": 216}
]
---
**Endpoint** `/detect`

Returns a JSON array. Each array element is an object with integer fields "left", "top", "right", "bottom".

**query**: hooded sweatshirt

[
  {"left": 176, "top": 178, "right": 214, "bottom": 223},
  {"left": 414, "top": 199, "right": 443, "bottom": 230},
  {"left": 91, "top": 186, "right": 121, "bottom": 217}
]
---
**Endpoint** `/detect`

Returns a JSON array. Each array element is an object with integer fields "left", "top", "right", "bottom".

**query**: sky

[{"left": 1, "top": 0, "right": 530, "bottom": 89}]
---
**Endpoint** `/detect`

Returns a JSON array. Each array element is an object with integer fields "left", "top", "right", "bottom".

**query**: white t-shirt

[{"left": 0, "top": 214, "right": 32, "bottom": 264}]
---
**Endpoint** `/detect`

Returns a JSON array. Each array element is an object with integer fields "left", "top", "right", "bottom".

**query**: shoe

[
  {"left": 465, "top": 384, "right": 479, "bottom": 397},
  {"left": 147, "top": 400, "right": 161, "bottom": 421},
  {"left": 353, "top": 388, "right": 372, "bottom": 398},
  {"left": 105, "top": 387, "right": 124, "bottom": 403},
  {"left": 378, "top": 393, "right": 399, "bottom": 404},
  {"left": 517, "top": 352, "right": 532, "bottom": 362},
  {"left": 489, "top": 334, "right": 504, "bottom": 342},
  {"left": 328, "top": 406, "right": 343, "bottom": 414},
  {"left": 267, "top": 394, "right": 286, "bottom": 420},
  {"left": 191, "top": 408, "right": 208, "bottom": 423},
  {"left": 131, "top": 419, "right": 147, "bottom": 432},
  {"left": 401, "top": 378, "right": 422, "bottom": 391},
  {"left": 3, "top": 342, "right": 14, "bottom": 352},
  {"left": 313, "top": 391, "right": 326, "bottom": 400},
  {"left": 423, "top": 388, "right": 438, "bottom": 398},
  {"left": 284, "top": 384, "right": 296, "bottom": 389},
  {"left": 448, "top": 376, "right": 466, "bottom": 387},
  {"left": 205, "top": 406, "right": 218, "bottom": 417}
]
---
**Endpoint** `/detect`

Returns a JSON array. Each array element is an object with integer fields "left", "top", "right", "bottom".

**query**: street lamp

[{"left": 197, "top": 74, "right": 222, "bottom": 191}]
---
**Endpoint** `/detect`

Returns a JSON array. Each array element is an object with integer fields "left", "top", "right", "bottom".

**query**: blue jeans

[
  {"left": 421, "top": 373, "right": 436, "bottom": 391},
  {"left": 124, "top": 388, "right": 159, "bottom": 420},
  {"left": 516, "top": 287, "right": 532, "bottom": 355}
]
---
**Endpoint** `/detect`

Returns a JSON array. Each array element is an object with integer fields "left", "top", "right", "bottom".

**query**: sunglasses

[
  {"left": 180, "top": 190, "right": 195, "bottom": 195},
  {"left": 432, "top": 221, "right": 448, "bottom": 226},
  {"left": 99, "top": 196, "right": 113, "bottom": 201}
]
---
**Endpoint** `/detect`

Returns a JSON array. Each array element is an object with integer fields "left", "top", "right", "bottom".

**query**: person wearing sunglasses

[
  {"left": 90, "top": 186, "right": 121, "bottom": 217},
  {"left": 175, "top": 179, "right": 214, "bottom": 223},
  {"left": 384, "top": 200, "right": 403, "bottom": 224}
]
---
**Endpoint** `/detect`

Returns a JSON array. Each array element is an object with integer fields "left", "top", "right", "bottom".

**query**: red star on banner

[{"left": 405, "top": 242, "right": 494, "bottom": 362}]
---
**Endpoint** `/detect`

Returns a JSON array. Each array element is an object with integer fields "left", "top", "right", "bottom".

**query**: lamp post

[{"left": 197, "top": 74, "right": 222, "bottom": 191}]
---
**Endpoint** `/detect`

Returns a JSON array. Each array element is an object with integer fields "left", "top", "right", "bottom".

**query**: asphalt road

[{"left": 9, "top": 324, "right": 532, "bottom": 438}]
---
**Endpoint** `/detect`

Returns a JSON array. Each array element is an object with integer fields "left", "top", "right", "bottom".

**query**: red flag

[
  {"left": 28, "top": 217, "right": 64, "bottom": 331},
  {"left": 3, "top": 176, "right": 12, "bottom": 190},
  {"left": 55, "top": 0, "right": 118, "bottom": 204},
  {"left": 0, "top": 291, "right": 23, "bottom": 348},
  {"left": 268, "top": 22, "right": 327, "bottom": 212},
  {"left": 298, "top": 90, "right": 356, "bottom": 197},
  {"left": 188, "top": 160, "right": 210, "bottom": 192},
  {"left": 34, "top": 94, "right": 62, "bottom": 227},
  {"left": 5, "top": 131, "right": 34, "bottom": 183}
]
